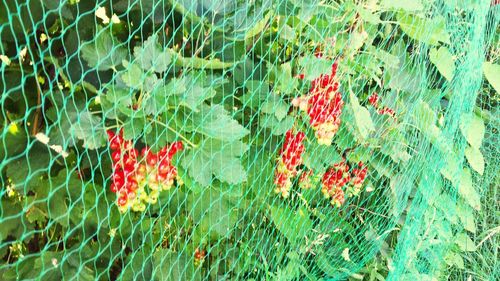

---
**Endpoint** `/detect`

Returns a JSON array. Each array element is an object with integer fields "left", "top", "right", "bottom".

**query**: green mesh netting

[{"left": 0, "top": 0, "right": 498, "bottom": 280}]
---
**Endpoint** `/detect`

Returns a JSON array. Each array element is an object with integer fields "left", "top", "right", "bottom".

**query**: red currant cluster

[
  {"left": 351, "top": 162, "right": 368, "bottom": 189},
  {"left": 321, "top": 160, "right": 368, "bottom": 207},
  {"left": 194, "top": 248, "right": 206, "bottom": 266},
  {"left": 368, "top": 92, "right": 395, "bottom": 117},
  {"left": 274, "top": 130, "right": 306, "bottom": 198},
  {"left": 107, "top": 130, "right": 183, "bottom": 212},
  {"left": 293, "top": 62, "right": 344, "bottom": 146}
]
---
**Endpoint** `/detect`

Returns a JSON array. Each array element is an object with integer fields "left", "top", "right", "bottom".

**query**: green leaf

[
  {"left": 174, "top": 72, "right": 217, "bottom": 112},
  {"left": 171, "top": 49, "right": 234, "bottom": 69},
  {"left": 0, "top": 199, "right": 25, "bottom": 240},
  {"left": 71, "top": 111, "right": 107, "bottom": 149},
  {"left": 413, "top": 100, "right": 437, "bottom": 131},
  {"left": 259, "top": 114, "right": 294, "bottom": 136},
  {"left": 483, "top": 62, "right": 500, "bottom": 93},
  {"left": 380, "top": 128, "right": 411, "bottom": 163},
  {"left": 142, "top": 78, "right": 185, "bottom": 115},
  {"left": 299, "top": 55, "right": 332, "bottom": 81},
  {"left": 105, "top": 86, "right": 132, "bottom": 107},
  {"left": 120, "top": 61, "right": 159, "bottom": 92},
  {"left": 454, "top": 232, "right": 477, "bottom": 252},
  {"left": 245, "top": 11, "right": 271, "bottom": 39},
  {"left": 269, "top": 62, "right": 298, "bottom": 95},
  {"left": 456, "top": 202, "right": 476, "bottom": 233},
  {"left": 152, "top": 250, "right": 201, "bottom": 281},
  {"left": 188, "top": 187, "right": 239, "bottom": 240},
  {"left": 269, "top": 205, "right": 313, "bottom": 246},
  {"left": 464, "top": 146, "right": 484, "bottom": 175},
  {"left": 120, "top": 251, "right": 153, "bottom": 281},
  {"left": 181, "top": 138, "right": 248, "bottom": 186},
  {"left": 303, "top": 142, "right": 342, "bottom": 171},
  {"left": 122, "top": 115, "right": 147, "bottom": 140},
  {"left": 81, "top": 28, "right": 127, "bottom": 71},
  {"left": 6, "top": 144, "right": 51, "bottom": 189},
  {"left": 429, "top": 47, "right": 455, "bottom": 81},
  {"left": 192, "top": 104, "right": 249, "bottom": 141},
  {"left": 381, "top": 0, "right": 423, "bottom": 11},
  {"left": 396, "top": 12, "right": 450, "bottom": 46},
  {"left": 241, "top": 80, "right": 270, "bottom": 109},
  {"left": 133, "top": 34, "right": 171, "bottom": 73},
  {"left": 143, "top": 124, "right": 178, "bottom": 152},
  {"left": 349, "top": 92, "right": 375, "bottom": 140},
  {"left": 261, "top": 94, "right": 289, "bottom": 121},
  {"left": 444, "top": 251, "right": 464, "bottom": 269},
  {"left": 460, "top": 113, "right": 485, "bottom": 149},
  {"left": 458, "top": 169, "right": 481, "bottom": 211}
]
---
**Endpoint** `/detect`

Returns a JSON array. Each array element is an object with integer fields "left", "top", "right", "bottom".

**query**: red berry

[
  {"left": 110, "top": 183, "right": 120, "bottom": 193},
  {"left": 117, "top": 195, "right": 128, "bottom": 206},
  {"left": 112, "top": 151, "right": 122, "bottom": 163}
]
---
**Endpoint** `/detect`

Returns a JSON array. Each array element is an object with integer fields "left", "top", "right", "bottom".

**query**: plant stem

[
  {"left": 154, "top": 120, "right": 198, "bottom": 148},
  {"left": 31, "top": 76, "right": 43, "bottom": 136}
]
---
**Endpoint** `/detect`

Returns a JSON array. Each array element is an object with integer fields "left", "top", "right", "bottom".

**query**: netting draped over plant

[{"left": 0, "top": 0, "right": 498, "bottom": 280}]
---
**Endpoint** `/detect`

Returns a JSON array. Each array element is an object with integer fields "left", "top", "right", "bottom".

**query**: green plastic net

[{"left": 0, "top": 0, "right": 498, "bottom": 280}]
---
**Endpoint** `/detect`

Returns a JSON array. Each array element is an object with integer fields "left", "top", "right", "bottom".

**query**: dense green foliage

[{"left": 0, "top": 0, "right": 498, "bottom": 280}]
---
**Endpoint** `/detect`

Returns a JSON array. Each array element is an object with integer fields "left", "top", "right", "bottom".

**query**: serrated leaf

[
  {"left": 133, "top": 34, "right": 171, "bottom": 73},
  {"left": 145, "top": 72, "right": 217, "bottom": 114},
  {"left": 259, "top": 114, "right": 294, "bottom": 136},
  {"left": 460, "top": 113, "right": 485, "bottom": 149},
  {"left": 181, "top": 139, "right": 248, "bottom": 186},
  {"left": 396, "top": 12, "right": 450, "bottom": 46},
  {"left": 270, "top": 62, "right": 298, "bottom": 95},
  {"left": 261, "top": 94, "right": 289, "bottom": 121},
  {"left": 349, "top": 92, "right": 375, "bottom": 140},
  {"left": 122, "top": 115, "right": 147, "bottom": 140},
  {"left": 429, "top": 47, "right": 455, "bottom": 81},
  {"left": 241, "top": 80, "right": 270, "bottom": 109},
  {"left": 464, "top": 146, "right": 484, "bottom": 175},
  {"left": 455, "top": 233, "right": 477, "bottom": 252},
  {"left": 142, "top": 78, "right": 185, "bottom": 115},
  {"left": 71, "top": 111, "right": 107, "bottom": 149},
  {"left": 81, "top": 28, "right": 127, "bottom": 71},
  {"left": 175, "top": 72, "right": 217, "bottom": 112},
  {"left": 192, "top": 104, "right": 249, "bottom": 141},
  {"left": 303, "top": 142, "right": 342, "bottom": 171},
  {"left": 120, "top": 61, "right": 159, "bottom": 92},
  {"left": 269, "top": 206, "right": 313, "bottom": 246},
  {"left": 299, "top": 55, "right": 332, "bottom": 81},
  {"left": 483, "top": 62, "right": 500, "bottom": 93},
  {"left": 458, "top": 169, "right": 481, "bottom": 211}
]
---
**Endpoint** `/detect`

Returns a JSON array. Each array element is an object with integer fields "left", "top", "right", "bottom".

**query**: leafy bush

[{"left": 0, "top": 1, "right": 498, "bottom": 280}]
